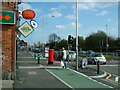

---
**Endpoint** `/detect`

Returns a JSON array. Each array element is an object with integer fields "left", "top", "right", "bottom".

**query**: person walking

[{"left": 61, "top": 47, "right": 67, "bottom": 69}]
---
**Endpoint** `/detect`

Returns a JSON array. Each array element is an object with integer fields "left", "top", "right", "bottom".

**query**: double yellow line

[{"left": 102, "top": 73, "right": 120, "bottom": 84}]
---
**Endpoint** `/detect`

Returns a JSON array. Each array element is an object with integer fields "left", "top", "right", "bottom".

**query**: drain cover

[{"left": 68, "top": 73, "right": 75, "bottom": 76}]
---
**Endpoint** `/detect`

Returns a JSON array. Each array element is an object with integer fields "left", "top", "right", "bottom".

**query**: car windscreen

[
  {"left": 69, "top": 52, "right": 74, "bottom": 54},
  {"left": 93, "top": 54, "right": 102, "bottom": 57}
]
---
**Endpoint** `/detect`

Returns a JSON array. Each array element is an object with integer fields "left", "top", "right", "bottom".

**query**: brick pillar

[
  {"left": 1, "top": 1, "right": 18, "bottom": 80},
  {"left": 2, "top": 25, "right": 16, "bottom": 79}
]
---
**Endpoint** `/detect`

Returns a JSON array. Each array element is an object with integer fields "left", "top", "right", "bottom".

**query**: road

[{"left": 14, "top": 50, "right": 113, "bottom": 89}]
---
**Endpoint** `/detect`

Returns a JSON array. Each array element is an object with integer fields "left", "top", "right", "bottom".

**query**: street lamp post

[
  {"left": 76, "top": 0, "right": 79, "bottom": 71},
  {"left": 42, "top": 15, "right": 55, "bottom": 49},
  {"left": 105, "top": 25, "right": 109, "bottom": 55}
]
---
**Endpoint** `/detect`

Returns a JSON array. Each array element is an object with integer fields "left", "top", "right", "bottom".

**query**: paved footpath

[
  {"left": 14, "top": 51, "right": 69, "bottom": 88},
  {"left": 14, "top": 51, "right": 113, "bottom": 89}
]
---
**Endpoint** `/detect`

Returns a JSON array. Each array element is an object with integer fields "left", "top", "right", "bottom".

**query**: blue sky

[{"left": 18, "top": 1, "right": 118, "bottom": 46}]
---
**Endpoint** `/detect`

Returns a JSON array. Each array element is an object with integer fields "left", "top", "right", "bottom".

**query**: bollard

[
  {"left": 97, "top": 60, "right": 100, "bottom": 74},
  {"left": 34, "top": 53, "right": 36, "bottom": 58},
  {"left": 37, "top": 54, "right": 40, "bottom": 64}
]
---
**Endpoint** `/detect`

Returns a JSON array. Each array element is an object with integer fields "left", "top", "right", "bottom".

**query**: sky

[{"left": 18, "top": 1, "right": 118, "bottom": 46}]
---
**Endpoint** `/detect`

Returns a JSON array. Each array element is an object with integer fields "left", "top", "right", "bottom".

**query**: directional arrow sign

[
  {"left": 0, "top": 11, "right": 15, "bottom": 24},
  {"left": 18, "top": 21, "right": 34, "bottom": 38}
]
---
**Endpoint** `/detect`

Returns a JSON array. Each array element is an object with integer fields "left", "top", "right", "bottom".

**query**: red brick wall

[
  {"left": 2, "top": 25, "right": 16, "bottom": 79},
  {"left": 1, "top": 0, "right": 17, "bottom": 79}
]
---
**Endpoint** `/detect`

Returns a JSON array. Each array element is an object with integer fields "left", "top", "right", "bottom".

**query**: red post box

[{"left": 48, "top": 49, "right": 54, "bottom": 64}]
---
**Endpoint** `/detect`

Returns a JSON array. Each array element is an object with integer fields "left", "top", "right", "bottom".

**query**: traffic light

[{"left": 68, "top": 35, "right": 73, "bottom": 45}]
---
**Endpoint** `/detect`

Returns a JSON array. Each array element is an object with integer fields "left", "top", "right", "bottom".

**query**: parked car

[
  {"left": 67, "top": 51, "right": 76, "bottom": 61},
  {"left": 54, "top": 50, "right": 76, "bottom": 61},
  {"left": 116, "top": 50, "right": 120, "bottom": 56},
  {"left": 79, "top": 50, "right": 86, "bottom": 54},
  {"left": 87, "top": 53, "right": 106, "bottom": 65},
  {"left": 86, "top": 50, "right": 95, "bottom": 54},
  {"left": 54, "top": 51, "right": 63, "bottom": 60},
  {"left": 33, "top": 48, "right": 41, "bottom": 53}
]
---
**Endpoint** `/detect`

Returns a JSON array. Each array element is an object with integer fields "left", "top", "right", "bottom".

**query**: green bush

[{"left": 78, "top": 54, "right": 89, "bottom": 57}]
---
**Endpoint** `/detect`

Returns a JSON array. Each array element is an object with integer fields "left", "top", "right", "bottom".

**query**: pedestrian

[{"left": 61, "top": 47, "right": 67, "bottom": 69}]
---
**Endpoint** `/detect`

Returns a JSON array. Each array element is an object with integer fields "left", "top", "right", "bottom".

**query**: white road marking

[
  {"left": 28, "top": 71, "right": 38, "bottom": 75},
  {"left": 19, "top": 66, "right": 62, "bottom": 69},
  {"left": 115, "top": 76, "right": 119, "bottom": 82},
  {"left": 90, "top": 71, "right": 107, "bottom": 78},
  {"left": 45, "top": 69, "right": 74, "bottom": 89},
  {"left": 19, "top": 66, "right": 44, "bottom": 69},
  {"left": 89, "top": 65, "right": 119, "bottom": 67},
  {"left": 17, "top": 57, "right": 33, "bottom": 58}
]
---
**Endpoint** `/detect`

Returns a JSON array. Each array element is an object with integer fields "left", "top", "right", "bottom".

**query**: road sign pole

[
  {"left": 97, "top": 61, "right": 100, "bottom": 74},
  {"left": 76, "top": 0, "right": 79, "bottom": 71}
]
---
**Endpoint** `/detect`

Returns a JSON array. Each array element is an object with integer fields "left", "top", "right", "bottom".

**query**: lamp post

[
  {"left": 105, "top": 25, "right": 109, "bottom": 55},
  {"left": 42, "top": 15, "right": 55, "bottom": 49},
  {"left": 76, "top": 0, "right": 79, "bottom": 71}
]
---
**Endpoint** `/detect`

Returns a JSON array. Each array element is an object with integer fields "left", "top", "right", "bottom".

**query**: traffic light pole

[
  {"left": 68, "top": 44, "right": 70, "bottom": 64},
  {"left": 76, "top": 0, "right": 79, "bottom": 71}
]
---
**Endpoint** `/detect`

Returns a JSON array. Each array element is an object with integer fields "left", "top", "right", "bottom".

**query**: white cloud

[
  {"left": 47, "top": 11, "right": 62, "bottom": 17},
  {"left": 18, "top": 3, "right": 41, "bottom": 13},
  {"left": 70, "top": 22, "right": 76, "bottom": 28},
  {"left": 107, "top": 18, "right": 112, "bottom": 22},
  {"left": 66, "top": 15, "right": 76, "bottom": 19},
  {"left": 50, "top": 8, "right": 58, "bottom": 11},
  {"left": 56, "top": 25, "right": 65, "bottom": 29},
  {"left": 50, "top": 5, "right": 66, "bottom": 11},
  {"left": 34, "top": 8, "right": 41, "bottom": 13},
  {"left": 18, "top": 3, "right": 32, "bottom": 10},
  {"left": 96, "top": 10, "right": 109, "bottom": 16},
  {"left": 70, "top": 22, "right": 82, "bottom": 28},
  {"left": 73, "top": 2, "right": 115, "bottom": 11},
  {"left": 59, "top": 5, "right": 66, "bottom": 8}
]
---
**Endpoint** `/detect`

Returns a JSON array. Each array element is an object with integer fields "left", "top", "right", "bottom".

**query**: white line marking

[
  {"left": 38, "top": 64, "right": 74, "bottom": 89},
  {"left": 46, "top": 69, "right": 74, "bottom": 89},
  {"left": 89, "top": 65, "right": 119, "bottom": 67},
  {"left": 115, "top": 76, "right": 119, "bottom": 82},
  {"left": 19, "top": 66, "right": 44, "bottom": 69},
  {"left": 17, "top": 57, "right": 33, "bottom": 58},
  {"left": 90, "top": 71, "right": 107, "bottom": 78},
  {"left": 19, "top": 66, "right": 62, "bottom": 69}
]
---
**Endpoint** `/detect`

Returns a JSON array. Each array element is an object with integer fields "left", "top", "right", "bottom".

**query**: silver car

[
  {"left": 87, "top": 53, "right": 106, "bottom": 65},
  {"left": 67, "top": 51, "right": 76, "bottom": 61}
]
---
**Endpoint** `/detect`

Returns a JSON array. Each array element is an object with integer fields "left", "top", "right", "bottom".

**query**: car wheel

[
  {"left": 92, "top": 59, "right": 96, "bottom": 65},
  {"left": 103, "top": 62, "right": 106, "bottom": 65}
]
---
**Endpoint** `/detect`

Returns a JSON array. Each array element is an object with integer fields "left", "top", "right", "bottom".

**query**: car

[
  {"left": 33, "top": 48, "right": 41, "bottom": 53},
  {"left": 87, "top": 53, "right": 106, "bottom": 65},
  {"left": 116, "top": 50, "right": 120, "bottom": 56},
  {"left": 79, "top": 50, "right": 86, "bottom": 54},
  {"left": 67, "top": 51, "right": 76, "bottom": 61},
  {"left": 54, "top": 51, "right": 63, "bottom": 60},
  {"left": 86, "top": 50, "right": 95, "bottom": 54}
]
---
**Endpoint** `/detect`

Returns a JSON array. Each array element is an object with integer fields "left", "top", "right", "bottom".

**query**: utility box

[{"left": 48, "top": 49, "right": 54, "bottom": 64}]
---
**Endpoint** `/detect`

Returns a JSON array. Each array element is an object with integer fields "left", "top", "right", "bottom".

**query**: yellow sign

[{"left": 18, "top": 21, "right": 34, "bottom": 37}]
